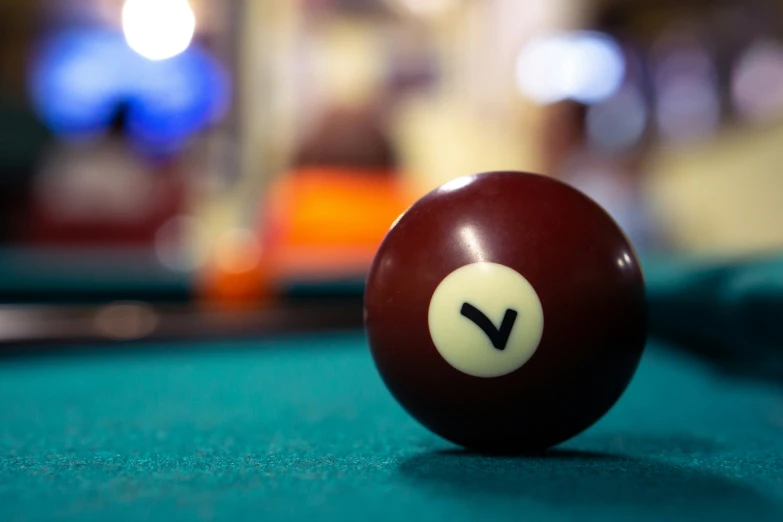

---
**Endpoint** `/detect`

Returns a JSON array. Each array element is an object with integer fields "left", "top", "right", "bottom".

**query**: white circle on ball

[{"left": 428, "top": 262, "right": 544, "bottom": 378}]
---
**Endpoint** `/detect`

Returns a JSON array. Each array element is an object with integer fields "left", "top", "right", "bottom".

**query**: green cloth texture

[
  {"left": 644, "top": 254, "right": 783, "bottom": 380},
  {"left": 1, "top": 333, "right": 782, "bottom": 522}
]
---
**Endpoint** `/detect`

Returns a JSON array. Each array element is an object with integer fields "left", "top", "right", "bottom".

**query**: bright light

[
  {"left": 30, "top": 30, "right": 230, "bottom": 148},
  {"left": 122, "top": 0, "right": 196, "bottom": 61},
  {"left": 389, "top": 212, "right": 406, "bottom": 231},
  {"left": 438, "top": 175, "right": 475, "bottom": 193},
  {"left": 516, "top": 32, "right": 625, "bottom": 105},
  {"left": 459, "top": 225, "right": 487, "bottom": 262},
  {"left": 567, "top": 36, "right": 625, "bottom": 103},
  {"left": 393, "top": 0, "right": 459, "bottom": 18},
  {"left": 515, "top": 36, "right": 573, "bottom": 105}
]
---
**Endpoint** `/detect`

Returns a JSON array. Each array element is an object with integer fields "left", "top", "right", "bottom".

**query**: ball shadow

[{"left": 398, "top": 444, "right": 781, "bottom": 521}]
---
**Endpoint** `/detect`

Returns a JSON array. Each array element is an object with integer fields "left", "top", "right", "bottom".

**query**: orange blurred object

[
  {"left": 197, "top": 228, "right": 274, "bottom": 310},
  {"left": 198, "top": 167, "right": 416, "bottom": 308},
  {"left": 263, "top": 167, "right": 416, "bottom": 281}
]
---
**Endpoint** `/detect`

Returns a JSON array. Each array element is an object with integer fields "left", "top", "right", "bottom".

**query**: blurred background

[{"left": 2, "top": 0, "right": 783, "bottom": 342}]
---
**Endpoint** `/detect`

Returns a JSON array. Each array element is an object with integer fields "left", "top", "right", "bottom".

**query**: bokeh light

[
  {"left": 653, "top": 39, "right": 720, "bottom": 142},
  {"left": 94, "top": 301, "right": 159, "bottom": 340},
  {"left": 215, "top": 229, "right": 263, "bottom": 275},
  {"left": 516, "top": 31, "right": 626, "bottom": 105},
  {"left": 732, "top": 40, "right": 783, "bottom": 123},
  {"left": 586, "top": 84, "right": 648, "bottom": 151},
  {"left": 155, "top": 215, "right": 207, "bottom": 272},
  {"left": 30, "top": 30, "right": 230, "bottom": 151},
  {"left": 122, "top": 0, "right": 196, "bottom": 61},
  {"left": 391, "top": 0, "right": 459, "bottom": 18}
]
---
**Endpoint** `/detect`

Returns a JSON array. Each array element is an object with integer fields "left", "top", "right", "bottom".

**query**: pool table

[
  {"left": 1, "top": 330, "right": 782, "bottom": 522},
  {"left": 1, "top": 254, "right": 783, "bottom": 521}
]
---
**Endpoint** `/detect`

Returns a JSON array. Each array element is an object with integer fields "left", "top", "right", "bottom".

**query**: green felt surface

[
  {"left": 0, "top": 248, "right": 191, "bottom": 303},
  {"left": 0, "top": 247, "right": 366, "bottom": 304},
  {"left": 643, "top": 254, "right": 783, "bottom": 380},
  {"left": 1, "top": 333, "right": 782, "bottom": 522}
]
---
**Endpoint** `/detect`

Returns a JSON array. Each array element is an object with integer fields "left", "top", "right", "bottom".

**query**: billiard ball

[{"left": 364, "top": 171, "right": 646, "bottom": 453}]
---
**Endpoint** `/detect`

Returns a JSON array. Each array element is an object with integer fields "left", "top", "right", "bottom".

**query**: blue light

[{"left": 30, "top": 30, "right": 230, "bottom": 152}]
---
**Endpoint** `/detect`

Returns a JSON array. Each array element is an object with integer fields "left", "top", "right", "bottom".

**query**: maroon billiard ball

[{"left": 364, "top": 171, "right": 646, "bottom": 453}]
